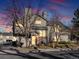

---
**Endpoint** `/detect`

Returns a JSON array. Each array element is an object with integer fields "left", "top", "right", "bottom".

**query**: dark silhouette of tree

[
  {"left": 72, "top": 8, "right": 79, "bottom": 43},
  {"left": 72, "top": 9, "right": 79, "bottom": 27}
]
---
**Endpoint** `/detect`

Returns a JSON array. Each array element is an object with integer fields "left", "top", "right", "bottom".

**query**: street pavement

[
  {"left": 0, "top": 55, "right": 27, "bottom": 59},
  {"left": 0, "top": 47, "right": 79, "bottom": 59}
]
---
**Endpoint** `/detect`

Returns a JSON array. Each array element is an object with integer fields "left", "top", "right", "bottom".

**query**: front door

[{"left": 31, "top": 35, "right": 36, "bottom": 46}]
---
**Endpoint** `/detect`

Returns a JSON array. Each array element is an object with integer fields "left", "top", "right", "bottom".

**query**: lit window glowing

[
  {"left": 38, "top": 30, "right": 46, "bottom": 37},
  {"left": 32, "top": 36, "right": 36, "bottom": 45},
  {"left": 35, "top": 20, "right": 42, "bottom": 24}
]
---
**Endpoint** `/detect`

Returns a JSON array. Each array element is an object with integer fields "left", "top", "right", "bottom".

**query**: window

[
  {"left": 38, "top": 30, "right": 46, "bottom": 37},
  {"left": 55, "top": 27, "right": 59, "bottom": 32},
  {"left": 35, "top": 20, "right": 42, "bottom": 24},
  {"left": 32, "top": 36, "right": 36, "bottom": 45}
]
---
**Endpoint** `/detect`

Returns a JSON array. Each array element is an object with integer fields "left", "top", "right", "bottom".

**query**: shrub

[
  {"left": 58, "top": 41, "right": 71, "bottom": 44},
  {"left": 57, "top": 44, "right": 66, "bottom": 48}
]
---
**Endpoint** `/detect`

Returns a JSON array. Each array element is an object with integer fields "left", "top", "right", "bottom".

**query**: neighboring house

[
  {"left": 0, "top": 32, "right": 26, "bottom": 47},
  {"left": 0, "top": 32, "right": 17, "bottom": 42},
  {"left": 60, "top": 29, "right": 70, "bottom": 42},
  {"left": 47, "top": 18, "right": 70, "bottom": 42}
]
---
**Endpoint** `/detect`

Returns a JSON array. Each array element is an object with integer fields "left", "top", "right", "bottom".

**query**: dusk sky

[{"left": 0, "top": 0, "right": 79, "bottom": 32}]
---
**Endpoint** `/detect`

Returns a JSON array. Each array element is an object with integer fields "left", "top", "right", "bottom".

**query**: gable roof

[
  {"left": 30, "top": 14, "right": 48, "bottom": 25},
  {"left": 48, "top": 19, "right": 70, "bottom": 32}
]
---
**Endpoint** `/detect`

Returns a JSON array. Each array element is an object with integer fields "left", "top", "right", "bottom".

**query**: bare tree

[
  {"left": 49, "top": 17, "right": 61, "bottom": 48},
  {"left": 8, "top": 0, "right": 48, "bottom": 47}
]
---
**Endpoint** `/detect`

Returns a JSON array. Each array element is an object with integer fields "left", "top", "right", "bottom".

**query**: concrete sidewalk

[
  {"left": 15, "top": 47, "right": 74, "bottom": 53},
  {"left": 1, "top": 47, "right": 79, "bottom": 54}
]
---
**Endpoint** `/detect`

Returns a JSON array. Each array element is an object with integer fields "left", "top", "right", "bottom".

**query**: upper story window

[{"left": 35, "top": 20, "right": 42, "bottom": 24}]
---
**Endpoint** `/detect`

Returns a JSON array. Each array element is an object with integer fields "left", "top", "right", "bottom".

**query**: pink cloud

[
  {"left": 0, "top": 13, "right": 7, "bottom": 18},
  {"left": 63, "top": 16, "right": 72, "bottom": 19},
  {"left": 5, "top": 26, "right": 12, "bottom": 32},
  {"left": 60, "top": 15, "right": 72, "bottom": 18},
  {"left": 50, "top": 0, "right": 64, "bottom": 4},
  {"left": 0, "top": 20, "right": 6, "bottom": 25},
  {"left": 0, "top": 13, "right": 10, "bottom": 25},
  {"left": 49, "top": 6, "right": 59, "bottom": 10},
  {"left": 32, "top": 8, "right": 41, "bottom": 14},
  {"left": 49, "top": 0, "right": 67, "bottom": 7},
  {"left": 59, "top": 15, "right": 72, "bottom": 20},
  {"left": 32, "top": 8, "right": 38, "bottom": 14},
  {"left": 0, "top": 25, "right": 12, "bottom": 32}
]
